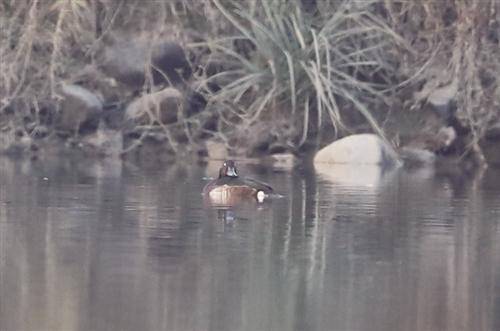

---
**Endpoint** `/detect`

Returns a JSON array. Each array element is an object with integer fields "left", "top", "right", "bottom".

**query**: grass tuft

[{"left": 199, "top": 0, "right": 409, "bottom": 148}]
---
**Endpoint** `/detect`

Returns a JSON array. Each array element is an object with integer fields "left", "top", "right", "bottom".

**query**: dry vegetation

[{"left": 1, "top": 0, "right": 500, "bottom": 164}]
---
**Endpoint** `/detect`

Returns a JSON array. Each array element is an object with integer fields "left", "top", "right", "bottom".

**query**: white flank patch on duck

[{"left": 256, "top": 191, "right": 265, "bottom": 203}]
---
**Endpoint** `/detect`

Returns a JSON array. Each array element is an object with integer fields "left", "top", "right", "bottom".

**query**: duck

[{"left": 203, "top": 160, "right": 273, "bottom": 204}]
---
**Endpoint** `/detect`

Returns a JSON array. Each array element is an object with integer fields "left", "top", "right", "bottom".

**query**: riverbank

[{"left": 1, "top": 0, "right": 500, "bottom": 168}]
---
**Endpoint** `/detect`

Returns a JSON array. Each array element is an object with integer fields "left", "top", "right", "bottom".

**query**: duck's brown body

[{"left": 203, "top": 160, "right": 273, "bottom": 205}]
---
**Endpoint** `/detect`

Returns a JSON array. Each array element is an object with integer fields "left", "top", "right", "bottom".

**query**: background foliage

[{"left": 1, "top": 0, "right": 499, "bottom": 162}]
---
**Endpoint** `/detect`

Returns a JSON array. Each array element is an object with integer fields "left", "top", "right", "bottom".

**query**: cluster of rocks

[
  {"left": 1, "top": 34, "right": 212, "bottom": 161},
  {"left": 311, "top": 68, "right": 500, "bottom": 176}
]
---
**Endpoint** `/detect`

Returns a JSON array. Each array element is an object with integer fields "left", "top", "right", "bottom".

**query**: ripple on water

[{"left": 1, "top": 160, "right": 500, "bottom": 331}]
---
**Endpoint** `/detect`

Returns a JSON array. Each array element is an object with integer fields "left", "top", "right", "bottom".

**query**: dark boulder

[{"left": 100, "top": 36, "right": 192, "bottom": 89}]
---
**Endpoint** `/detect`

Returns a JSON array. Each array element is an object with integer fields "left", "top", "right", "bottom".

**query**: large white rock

[{"left": 314, "top": 134, "right": 400, "bottom": 166}]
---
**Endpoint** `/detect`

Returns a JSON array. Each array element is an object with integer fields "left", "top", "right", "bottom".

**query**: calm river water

[{"left": 1, "top": 157, "right": 500, "bottom": 331}]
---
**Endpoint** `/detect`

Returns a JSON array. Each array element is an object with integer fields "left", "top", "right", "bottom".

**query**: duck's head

[{"left": 219, "top": 160, "right": 238, "bottom": 178}]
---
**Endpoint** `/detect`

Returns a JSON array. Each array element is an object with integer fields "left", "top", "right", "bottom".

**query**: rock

[
  {"left": 404, "top": 126, "right": 456, "bottom": 152},
  {"left": 67, "top": 65, "right": 121, "bottom": 104},
  {"left": 205, "top": 140, "right": 228, "bottom": 160},
  {"left": 184, "top": 88, "right": 207, "bottom": 118},
  {"left": 79, "top": 125, "right": 123, "bottom": 157},
  {"left": 101, "top": 102, "right": 126, "bottom": 130},
  {"left": 436, "top": 126, "right": 457, "bottom": 148},
  {"left": 56, "top": 83, "right": 103, "bottom": 135},
  {"left": 399, "top": 147, "right": 436, "bottom": 166},
  {"left": 413, "top": 63, "right": 458, "bottom": 118},
  {"left": 100, "top": 36, "right": 192, "bottom": 88},
  {"left": 121, "top": 136, "right": 175, "bottom": 164},
  {"left": 1, "top": 132, "right": 33, "bottom": 156},
  {"left": 485, "top": 122, "right": 500, "bottom": 140},
  {"left": 231, "top": 118, "right": 292, "bottom": 157},
  {"left": 263, "top": 153, "right": 298, "bottom": 171},
  {"left": 314, "top": 134, "right": 400, "bottom": 166},
  {"left": 125, "top": 88, "right": 183, "bottom": 125},
  {"left": 481, "top": 138, "right": 500, "bottom": 167},
  {"left": 427, "top": 79, "right": 458, "bottom": 116}
]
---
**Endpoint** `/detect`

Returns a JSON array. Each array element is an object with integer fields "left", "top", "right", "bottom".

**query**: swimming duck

[{"left": 203, "top": 160, "right": 273, "bottom": 204}]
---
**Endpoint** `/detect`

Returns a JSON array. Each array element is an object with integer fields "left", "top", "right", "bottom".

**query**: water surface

[{"left": 1, "top": 158, "right": 500, "bottom": 331}]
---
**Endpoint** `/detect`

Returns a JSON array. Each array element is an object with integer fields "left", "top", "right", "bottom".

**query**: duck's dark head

[{"left": 219, "top": 160, "right": 238, "bottom": 178}]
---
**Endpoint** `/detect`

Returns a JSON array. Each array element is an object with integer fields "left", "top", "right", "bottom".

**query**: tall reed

[{"left": 197, "top": 0, "right": 409, "bottom": 147}]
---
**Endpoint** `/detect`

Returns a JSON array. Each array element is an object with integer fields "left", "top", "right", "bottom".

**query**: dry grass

[
  {"left": 194, "top": 0, "right": 411, "bottom": 150},
  {"left": 384, "top": 0, "right": 500, "bottom": 163}
]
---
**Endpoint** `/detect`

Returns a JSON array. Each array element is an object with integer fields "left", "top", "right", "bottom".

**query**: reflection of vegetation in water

[{"left": 2, "top": 158, "right": 500, "bottom": 330}]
